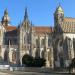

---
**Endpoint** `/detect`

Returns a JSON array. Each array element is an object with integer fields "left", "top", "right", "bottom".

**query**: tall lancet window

[
  {"left": 67, "top": 38, "right": 72, "bottom": 59},
  {"left": 4, "top": 50, "right": 8, "bottom": 62},
  {"left": 27, "top": 33, "right": 30, "bottom": 44},
  {"left": 24, "top": 33, "right": 30, "bottom": 44},
  {"left": 48, "top": 38, "right": 51, "bottom": 47},
  {"left": 24, "top": 34, "right": 26, "bottom": 44},
  {"left": 41, "top": 39, "right": 45, "bottom": 47},
  {"left": 12, "top": 51, "right": 16, "bottom": 64}
]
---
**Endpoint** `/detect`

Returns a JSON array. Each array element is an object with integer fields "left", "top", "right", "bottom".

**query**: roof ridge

[
  {"left": 65, "top": 17, "right": 75, "bottom": 19},
  {"left": 33, "top": 26, "right": 52, "bottom": 28}
]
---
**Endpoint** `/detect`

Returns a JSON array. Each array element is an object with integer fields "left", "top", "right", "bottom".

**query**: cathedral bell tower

[
  {"left": 54, "top": 5, "right": 64, "bottom": 33},
  {"left": 1, "top": 9, "right": 10, "bottom": 26}
]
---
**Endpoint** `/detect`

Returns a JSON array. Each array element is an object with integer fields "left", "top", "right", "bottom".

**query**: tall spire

[
  {"left": 1, "top": 8, "right": 10, "bottom": 26},
  {"left": 24, "top": 7, "right": 28, "bottom": 20}
]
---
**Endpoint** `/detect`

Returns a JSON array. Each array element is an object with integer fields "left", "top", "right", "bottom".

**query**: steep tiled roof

[
  {"left": 33, "top": 26, "right": 53, "bottom": 34},
  {"left": 61, "top": 17, "right": 75, "bottom": 33},
  {"left": 4, "top": 26, "right": 17, "bottom": 31}
]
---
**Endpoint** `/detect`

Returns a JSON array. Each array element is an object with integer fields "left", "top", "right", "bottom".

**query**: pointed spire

[
  {"left": 18, "top": 20, "right": 22, "bottom": 28},
  {"left": 1, "top": 8, "right": 10, "bottom": 26},
  {"left": 24, "top": 7, "right": 28, "bottom": 20},
  {"left": 31, "top": 21, "right": 34, "bottom": 27}
]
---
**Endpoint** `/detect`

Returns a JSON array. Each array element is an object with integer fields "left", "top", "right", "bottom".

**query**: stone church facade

[{"left": 0, "top": 5, "right": 75, "bottom": 68}]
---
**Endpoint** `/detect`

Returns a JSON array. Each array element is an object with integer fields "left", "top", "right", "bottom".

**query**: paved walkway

[
  {"left": 0, "top": 72, "right": 13, "bottom": 75},
  {"left": 0, "top": 71, "right": 72, "bottom": 75},
  {"left": 0, "top": 67, "right": 75, "bottom": 75},
  {"left": 0, "top": 70, "right": 74, "bottom": 75}
]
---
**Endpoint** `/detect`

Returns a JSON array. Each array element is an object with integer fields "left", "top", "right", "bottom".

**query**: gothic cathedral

[{"left": 0, "top": 5, "right": 75, "bottom": 68}]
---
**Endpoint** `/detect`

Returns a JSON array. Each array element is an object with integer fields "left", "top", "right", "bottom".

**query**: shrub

[
  {"left": 68, "top": 58, "right": 75, "bottom": 73},
  {"left": 33, "top": 57, "right": 46, "bottom": 67},
  {"left": 22, "top": 54, "right": 46, "bottom": 67}
]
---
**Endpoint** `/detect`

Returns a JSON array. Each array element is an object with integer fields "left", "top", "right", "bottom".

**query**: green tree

[
  {"left": 22, "top": 54, "right": 46, "bottom": 67},
  {"left": 22, "top": 54, "right": 33, "bottom": 67}
]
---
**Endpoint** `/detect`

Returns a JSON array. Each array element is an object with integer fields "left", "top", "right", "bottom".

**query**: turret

[
  {"left": 54, "top": 5, "right": 64, "bottom": 33},
  {"left": 1, "top": 9, "right": 10, "bottom": 26}
]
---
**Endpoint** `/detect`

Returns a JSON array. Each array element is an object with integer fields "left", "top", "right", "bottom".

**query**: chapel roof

[
  {"left": 33, "top": 26, "right": 53, "bottom": 34},
  {"left": 4, "top": 26, "right": 17, "bottom": 31}
]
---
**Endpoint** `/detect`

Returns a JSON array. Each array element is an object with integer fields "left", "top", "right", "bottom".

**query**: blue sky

[{"left": 0, "top": 0, "right": 75, "bottom": 27}]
